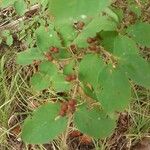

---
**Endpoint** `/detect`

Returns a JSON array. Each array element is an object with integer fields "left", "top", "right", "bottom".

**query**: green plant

[
  {"left": 0, "top": 30, "right": 13, "bottom": 46},
  {"left": 1, "top": 0, "right": 150, "bottom": 145}
]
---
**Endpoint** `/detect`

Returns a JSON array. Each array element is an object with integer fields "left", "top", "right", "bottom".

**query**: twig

[
  {"left": 61, "top": 84, "right": 78, "bottom": 150},
  {"left": 61, "top": 115, "right": 72, "bottom": 150},
  {"left": 0, "top": 4, "right": 40, "bottom": 30}
]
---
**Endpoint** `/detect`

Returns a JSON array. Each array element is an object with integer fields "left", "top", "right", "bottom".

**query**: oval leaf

[
  {"left": 22, "top": 103, "right": 67, "bottom": 144},
  {"left": 74, "top": 105, "right": 116, "bottom": 139},
  {"left": 97, "top": 67, "right": 131, "bottom": 112},
  {"left": 31, "top": 73, "right": 50, "bottom": 91},
  {"left": 113, "top": 35, "right": 139, "bottom": 57},
  {"left": 126, "top": 22, "right": 150, "bottom": 47},
  {"left": 120, "top": 55, "right": 150, "bottom": 89},
  {"left": 39, "top": 61, "right": 58, "bottom": 76},
  {"left": 16, "top": 48, "right": 45, "bottom": 66},
  {"left": 14, "top": 0, "right": 27, "bottom": 16},
  {"left": 79, "top": 54, "right": 105, "bottom": 88},
  {"left": 48, "top": 0, "right": 112, "bottom": 23}
]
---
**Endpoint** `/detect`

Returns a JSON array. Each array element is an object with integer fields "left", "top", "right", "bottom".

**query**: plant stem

[
  {"left": 61, "top": 115, "right": 72, "bottom": 150},
  {"left": 60, "top": 84, "right": 78, "bottom": 149}
]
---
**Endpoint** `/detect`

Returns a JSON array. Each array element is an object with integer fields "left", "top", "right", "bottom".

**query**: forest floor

[{"left": 0, "top": 0, "right": 150, "bottom": 150}]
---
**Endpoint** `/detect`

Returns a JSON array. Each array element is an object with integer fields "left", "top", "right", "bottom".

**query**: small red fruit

[
  {"left": 88, "top": 45, "right": 97, "bottom": 51},
  {"left": 59, "top": 110, "right": 66, "bottom": 117},
  {"left": 79, "top": 135, "right": 92, "bottom": 145},
  {"left": 50, "top": 46, "right": 59, "bottom": 53},
  {"left": 91, "top": 37, "right": 97, "bottom": 42},
  {"left": 65, "top": 74, "right": 76, "bottom": 82},
  {"left": 87, "top": 38, "right": 93, "bottom": 44},
  {"left": 69, "top": 130, "right": 82, "bottom": 138},
  {"left": 45, "top": 52, "right": 53, "bottom": 61},
  {"left": 61, "top": 102, "right": 68, "bottom": 111},
  {"left": 87, "top": 37, "right": 97, "bottom": 44},
  {"left": 11, "top": 125, "right": 21, "bottom": 136},
  {"left": 68, "top": 99, "right": 77, "bottom": 107}
]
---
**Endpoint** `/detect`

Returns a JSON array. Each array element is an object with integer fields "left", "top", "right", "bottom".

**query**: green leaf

[
  {"left": 74, "top": 15, "right": 117, "bottom": 48},
  {"left": 36, "top": 26, "right": 61, "bottom": 52},
  {"left": 103, "top": 8, "right": 119, "bottom": 23},
  {"left": 14, "top": 0, "right": 27, "bottom": 16},
  {"left": 126, "top": 22, "right": 150, "bottom": 47},
  {"left": 120, "top": 55, "right": 150, "bottom": 89},
  {"left": 74, "top": 105, "right": 116, "bottom": 139},
  {"left": 111, "top": 35, "right": 150, "bottom": 89},
  {"left": 81, "top": 84, "right": 98, "bottom": 101},
  {"left": 79, "top": 54, "right": 105, "bottom": 88},
  {"left": 110, "top": 7, "right": 124, "bottom": 22},
  {"left": 52, "top": 74, "right": 71, "bottom": 92},
  {"left": 55, "top": 23, "right": 78, "bottom": 46},
  {"left": 36, "top": 26, "right": 51, "bottom": 52},
  {"left": 22, "top": 103, "right": 67, "bottom": 144},
  {"left": 54, "top": 48, "right": 71, "bottom": 59},
  {"left": 97, "top": 67, "right": 131, "bottom": 112},
  {"left": 48, "top": 25, "right": 62, "bottom": 47},
  {"left": 100, "top": 34, "right": 139, "bottom": 56},
  {"left": 100, "top": 31, "right": 118, "bottom": 52},
  {"left": 113, "top": 35, "right": 139, "bottom": 57},
  {"left": 6, "top": 35, "right": 13, "bottom": 46},
  {"left": 31, "top": 73, "right": 50, "bottom": 91},
  {"left": 16, "top": 48, "right": 45, "bottom": 65},
  {"left": 39, "top": 61, "right": 58, "bottom": 76},
  {"left": 48, "top": 0, "right": 112, "bottom": 23},
  {"left": 1, "top": 0, "right": 16, "bottom": 8},
  {"left": 63, "top": 61, "right": 75, "bottom": 75}
]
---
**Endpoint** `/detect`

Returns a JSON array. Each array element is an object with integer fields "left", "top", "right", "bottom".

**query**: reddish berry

[
  {"left": 68, "top": 99, "right": 77, "bottom": 107},
  {"left": 87, "top": 38, "right": 93, "bottom": 44},
  {"left": 69, "top": 130, "right": 82, "bottom": 138},
  {"left": 11, "top": 125, "right": 21, "bottom": 136},
  {"left": 61, "top": 102, "right": 68, "bottom": 111},
  {"left": 70, "top": 107, "right": 76, "bottom": 113},
  {"left": 59, "top": 110, "right": 66, "bottom": 117},
  {"left": 88, "top": 45, "right": 97, "bottom": 51},
  {"left": 65, "top": 76, "right": 72, "bottom": 82},
  {"left": 79, "top": 135, "right": 92, "bottom": 145},
  {"left": 65, "top": 74, "right": 76, "bottom": 82},
  {"left": 50, "top": 46, "right": 59, "bottom": 53},
  {"left": 91, "top": 37, "right": 97, "bottom": 42},
  {"left": 45, "top": 53, "right": 53, "bottom": 61}
]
